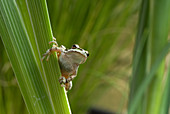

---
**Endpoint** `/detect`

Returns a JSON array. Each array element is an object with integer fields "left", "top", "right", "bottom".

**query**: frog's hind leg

[
  {"left": 66, "top": 70, "right": 77, "bottom": 82},
  {"left": 66, "top": 75, "right": 76, "bottom": 82},
  {"left": 59, "top": 76, "right": 73, "bottom": 91},
  {"left": 65, "top": 81, "right": 72, "bottom": 91},
  {"left": 59, "top": 76, "right": 66, "bottom": 84},
  {"left": 59, "top": 76, "right": 66, "bottom": 87}
]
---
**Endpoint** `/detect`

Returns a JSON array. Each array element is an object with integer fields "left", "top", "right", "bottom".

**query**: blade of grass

[
  {"left": 129, "top": 0, "right": 149, "bottom": 108},
  {"left": 128, "top": 42, "right": 170, "bottom": 114},
  {"left": 147, "top": 0, "right": 170, "bottom": 113},
  {"left": 0, "top": 0, "right": 54, "bottom": 113},
  {"left": 16, "top": 0, "right": 71, "bottom": 113},
  {"left": 0, "top": 0, "right": 71, "bottom": 113},
  {"left": 129, "top": 0, "right": 170, "bottom": 113},
  {"left": 159, "top": 60, "right": 170, "bottom": 114},
  {"left": 0, "top": 37, "right": 28, "bottom": 114}
]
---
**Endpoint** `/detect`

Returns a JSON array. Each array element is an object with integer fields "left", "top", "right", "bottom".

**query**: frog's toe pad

[
  {"left": 60, "top": 83, "right": 65, "bottom": 87},
  {"left": 59, "top": 76, "right": 66, "bottom": 84}
]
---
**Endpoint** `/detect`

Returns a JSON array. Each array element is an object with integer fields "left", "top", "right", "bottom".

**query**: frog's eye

[
  {"left": 72, "top": 44, "right": 79, "bottom": 49},
  {"left": 86, "top": 51, "right": 89, "bottom": 57}
]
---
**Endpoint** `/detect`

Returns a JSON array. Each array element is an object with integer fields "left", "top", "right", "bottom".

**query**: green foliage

[
  {"left": 47, "top": 0, "right": 140, "bottom": 113},
  {"left": 0, "top": 0, "right": 169, "bottom": 114},
  {"left": 129, "top": 0, "right": 170, "bottom": 113},
  {"left": 0, "top": 0, "right": 70, "bottom": 113}
]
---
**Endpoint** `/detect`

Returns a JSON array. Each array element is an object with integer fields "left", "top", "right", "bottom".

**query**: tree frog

[{"left": 41, "top": 38, "right": 89, "bottom": 91}]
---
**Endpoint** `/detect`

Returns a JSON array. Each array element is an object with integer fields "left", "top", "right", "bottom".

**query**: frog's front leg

[
  {"left": 49, "top": 40, "right": 58, "bottom": 47},
  {"left": 67, "top": 75, "right": 76, "bottom": 82},
  {"left": 49, "top": 37, "right": 58, "bottom": 47},
  {"left": 41, "top": 46, "right": 61, "bottom": 61}
]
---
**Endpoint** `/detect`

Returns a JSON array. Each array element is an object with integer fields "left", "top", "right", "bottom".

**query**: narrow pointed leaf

[{"left": 0, "top": 0, "right": 71, "bottom": 113}]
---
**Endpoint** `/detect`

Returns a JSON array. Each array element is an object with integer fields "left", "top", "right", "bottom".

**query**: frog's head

[{"left": 65, "top": 44, "right": 89, "bottom": 64}]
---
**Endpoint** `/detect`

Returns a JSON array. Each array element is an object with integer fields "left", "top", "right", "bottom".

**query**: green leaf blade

[
  {"left": 0, "top": 0, "right": 55, "bottom": 113},
  {"left": 0, "top": 0, "right": 71, "bottom": 113}
]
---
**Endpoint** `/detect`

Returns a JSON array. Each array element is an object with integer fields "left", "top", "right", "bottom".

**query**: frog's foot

[
  {"left": 49, "top": 41, "right": 58, "bottom": 47},
  {"left": 60, "top": 83, "right": 65, "bottom": 88},
  {"left": 41, "top": 37, "right": 59, "bottom": 61},
  {"left": 65, "top": 81, "right": 72, "bottom": 91},
  {"left": 59, "top": 76, "right": 66, "bottom": 85},
  {"left": 41, "top": 48, "right": 52, "bottom": 61},
  {"left": 49, "top": 37, "right": 58, "bottom": 47},
  {"left": 41, "top": 46, "right": 59, "bottom": 61},
  {"left": 53, "top": 37, "right": 56, "bottom": 41},
  {"left": 59, "top": 76, "right": 73, "bottom": 91}
]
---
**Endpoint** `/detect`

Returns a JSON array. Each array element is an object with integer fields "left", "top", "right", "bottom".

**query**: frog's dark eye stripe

[
  {"left": 72, "top": 44, "right": 79, "bottom": 49},
  {"left": 79, "top": 48, "right": 83, "bottom": 51}
]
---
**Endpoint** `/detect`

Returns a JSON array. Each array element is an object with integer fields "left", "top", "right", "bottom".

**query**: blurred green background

[
  {"left": 0, "top": 0, "right": 169, "bottom": 114},
  {"left": 47, "top": 1, "right": 139, "bottom": 113}
]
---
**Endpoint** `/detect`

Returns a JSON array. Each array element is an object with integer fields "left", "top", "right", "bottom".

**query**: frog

[{"left": 41, "top": 38, "right": 89, "bottom": 91}]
